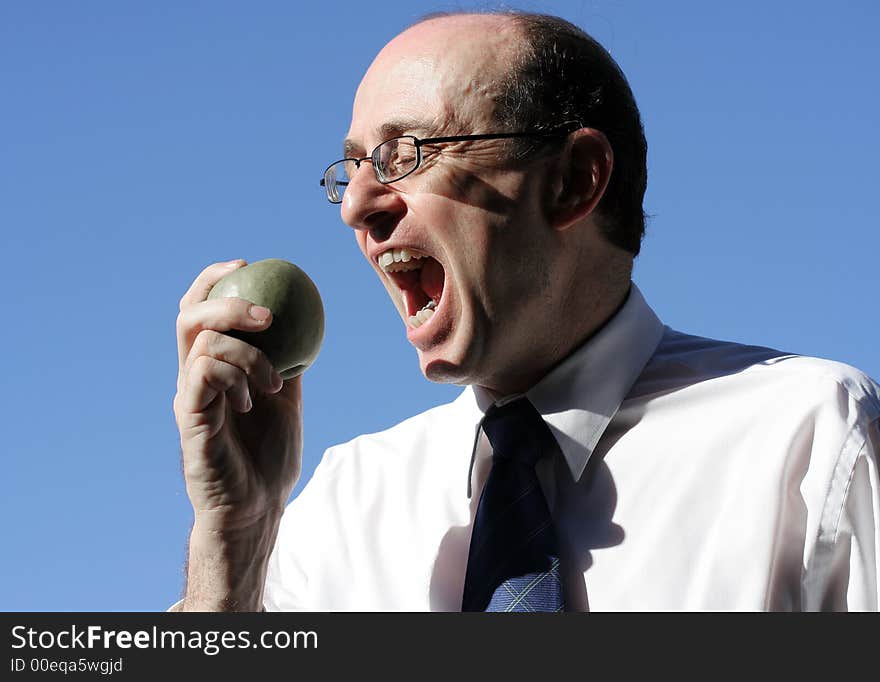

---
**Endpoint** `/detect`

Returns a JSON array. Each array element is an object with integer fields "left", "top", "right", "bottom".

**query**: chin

[
  {"left": 421, "top": 358, "right": 469, "bottom": 385},
  {"left": 418, "top": 335, "right": 487, "bottom": 387}
]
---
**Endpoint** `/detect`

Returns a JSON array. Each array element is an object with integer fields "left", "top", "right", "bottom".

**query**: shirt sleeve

[
  {"left": 262, "top": 447, "right": 339, "bottom": 611},
  {"left": 804, "top": 413, "right": 880, "bottom": 611}
]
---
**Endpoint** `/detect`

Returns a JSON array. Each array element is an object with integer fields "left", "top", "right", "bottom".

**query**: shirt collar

[{"left": 470, "top": 283, "right": 664, "bottom": 482}]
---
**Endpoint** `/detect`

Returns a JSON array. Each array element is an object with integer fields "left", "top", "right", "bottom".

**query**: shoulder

[
  {"left": 274, "top": 386, "right": 473, "bottom": 523},
  {"left": 316, "top": 388, "right": 477, "bottom": 475},
  {"left": 289, "top": 387, "right": 480, "bottom": 511},
  {"left": 639, "top": 327, "right": 880, "bottom": 421}
]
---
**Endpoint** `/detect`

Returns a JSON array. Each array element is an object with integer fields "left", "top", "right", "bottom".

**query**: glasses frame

[{"left": 320, "top": 121, "right": 583, "bottom": 204}]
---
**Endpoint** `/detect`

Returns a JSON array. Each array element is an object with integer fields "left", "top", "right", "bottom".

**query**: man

[{"left": 172, "top": 12, "right": 880, "bottom": 611}]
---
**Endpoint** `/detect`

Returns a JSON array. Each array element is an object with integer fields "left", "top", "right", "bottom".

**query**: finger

[
  {"left": 179, "top": 260, "right": 247, "bottom": 311},
  {"left": 275, "top": 373, "right": 303, "bottom": 406},
  {"left": 178, "top": 355, "right": 252, "bottom": 415},
  {"left": 184, "top": 330, "right": 283, "bottom": 396},
  {"left": 177, "top": 296, "right": 273, "bottom": 371}
]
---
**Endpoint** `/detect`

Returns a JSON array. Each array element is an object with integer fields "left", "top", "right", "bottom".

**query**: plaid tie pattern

[{"left": 461, "top": 396, "right": 564, "bottom": 612}]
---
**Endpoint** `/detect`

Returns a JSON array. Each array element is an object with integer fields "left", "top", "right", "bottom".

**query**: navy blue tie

[{"left": 461, "top": 396, "right": 564, "bottom": 612}]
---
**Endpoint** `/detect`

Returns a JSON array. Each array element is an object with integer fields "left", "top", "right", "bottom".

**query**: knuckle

[
  {"left": 191, "top": 353, "right": 215, "bottom": 376},
  {"left": 189, "top": 330, "right": 210, "bottom": 357},
  {"left": 196, "top": 329, "right": 222, "bottom": 354},
  {"left": 223, "top": 296, "right": 244, "bottom": 319},
  {"left": 243, "top": 344, "right": 264, "bottom": 374},
  {"left": 176, "top": 306, "right": 204, "bottom": 341},
  {"left": 177, "top": 282, "right": 195, "bottom": 312},
  {"left": 189, "top": 330, "right": 265, "bottom": 379},
  {"left": 203, "top": 262, "right": 225, "bottom": 278},
  {"left": 172, "top": 391, "right": 187, "bottom": 421},
  {"left": 228, "top": 339, "right": 261, "bottom": 378},
  {"left": 233, "top": 342, "right": 264, "bottom": 379}
]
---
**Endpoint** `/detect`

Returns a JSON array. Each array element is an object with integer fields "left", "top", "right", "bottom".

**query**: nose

[{"left": 340, "top": 159, "right": 407, "bottom": 240}]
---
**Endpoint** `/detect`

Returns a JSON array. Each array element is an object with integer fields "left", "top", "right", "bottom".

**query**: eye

[
  {"left": 376, "top": 137, "right": 420, "bottom": 180},
  {"left": 395, "top": 146, "right": 417, "bottom": 165},
  {"left": 389, "top": 138, "right": 418, "bottom": 165}
]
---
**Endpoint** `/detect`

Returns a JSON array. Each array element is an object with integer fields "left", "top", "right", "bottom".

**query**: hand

[{"left": 173, "top": 260, "right": 303, "bottom": 532}]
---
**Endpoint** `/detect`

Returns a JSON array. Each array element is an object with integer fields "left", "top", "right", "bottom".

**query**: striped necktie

[{"left": 461, "top": 396, "right": 564, "bottom": 612}]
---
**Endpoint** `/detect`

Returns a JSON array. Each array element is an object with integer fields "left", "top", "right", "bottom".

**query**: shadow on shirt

[{"left": 428, "top": 457, "right": 624, "bottom": 612}]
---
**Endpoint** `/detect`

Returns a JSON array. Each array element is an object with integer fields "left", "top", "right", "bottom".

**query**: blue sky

[{"left": 2, "top": 1, "right": 878, "bottom": 611}]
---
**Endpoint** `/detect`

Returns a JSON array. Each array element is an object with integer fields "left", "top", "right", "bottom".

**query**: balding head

[{"left": 353, "top": 14, "right": 522, "bottom": 141}]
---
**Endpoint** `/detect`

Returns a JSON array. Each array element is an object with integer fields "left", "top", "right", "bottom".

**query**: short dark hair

[{"left": 495, "top": 13, "right": 648, "bottom": 255}]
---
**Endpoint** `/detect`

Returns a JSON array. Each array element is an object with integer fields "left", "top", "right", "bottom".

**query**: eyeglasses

[{"left": 319, "top": 122, "right": 582, "bottom": 204}]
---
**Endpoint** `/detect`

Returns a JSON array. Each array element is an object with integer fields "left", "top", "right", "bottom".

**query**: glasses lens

[
  {"left": 374, "top": 137, "right": 419, "bottom": 183},
  {"left": 323, "top": 161, "right": 352, "bottom": 203}
]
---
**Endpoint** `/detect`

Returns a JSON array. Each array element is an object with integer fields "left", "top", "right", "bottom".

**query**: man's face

[{"left": 340, "top": 17, "right": 567, "bottom": 393}]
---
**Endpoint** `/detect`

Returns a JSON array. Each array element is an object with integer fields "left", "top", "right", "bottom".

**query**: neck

[{"left": 480, "top": 280, "right": 632, "bottom": 399}]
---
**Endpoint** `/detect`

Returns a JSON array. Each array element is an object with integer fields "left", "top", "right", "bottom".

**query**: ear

[{"left": 546, "top": 128, "right": 613, "bottom": 231}]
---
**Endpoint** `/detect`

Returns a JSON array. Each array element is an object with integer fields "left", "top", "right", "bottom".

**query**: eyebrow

[{"left": 343, "top": 117, "right": 435, "bottom": 157}]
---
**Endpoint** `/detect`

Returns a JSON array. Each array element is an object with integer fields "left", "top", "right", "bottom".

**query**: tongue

[{"left": 420, "top": 258, "right": 444, "bottom": 303}]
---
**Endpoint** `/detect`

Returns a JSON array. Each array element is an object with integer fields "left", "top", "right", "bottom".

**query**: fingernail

[
  {"left": 271, "top": 371, "right": 283, "bottom": 392},
  {"left": 244, "top": 392, "right": 252, "bottom": 411},
  {"left": 249, "top": 305, "right": 271, "bottom": 321}
]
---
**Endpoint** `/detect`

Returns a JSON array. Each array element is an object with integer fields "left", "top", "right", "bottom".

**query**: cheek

[
  {"left": 485, "top": 222, "right": 552, "bottom": 302},
  {"left": 439, "top": 167, "right": 522, "bottom": 217}
]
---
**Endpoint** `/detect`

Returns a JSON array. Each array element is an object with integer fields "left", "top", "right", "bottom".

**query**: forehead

[{"left": 347, "top": 16, "right": 519, "bottom": 149}]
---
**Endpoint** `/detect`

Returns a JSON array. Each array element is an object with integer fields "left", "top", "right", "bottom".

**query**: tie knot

[{"left": 481, "top": 397, "right": 560, "bottom": 469}]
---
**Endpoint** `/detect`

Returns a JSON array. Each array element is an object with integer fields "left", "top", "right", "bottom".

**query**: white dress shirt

[{"left": 263, "top": 285, "right": 880, "bottom": 611}]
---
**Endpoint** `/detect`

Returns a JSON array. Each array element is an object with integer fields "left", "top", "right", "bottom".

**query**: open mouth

[{"left": 377, "top": 248, "right": 445, "bottom": 329}]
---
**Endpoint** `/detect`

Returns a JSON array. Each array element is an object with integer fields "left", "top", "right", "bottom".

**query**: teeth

[
  {"left": 379, "top": 248, "right": 426, "bottom": 273},
  {"left": 376, "top": 248, "right": 440, "bottom": 328},
  {"left": 408, "top": 300, "right": 437, "bottom": 328}
]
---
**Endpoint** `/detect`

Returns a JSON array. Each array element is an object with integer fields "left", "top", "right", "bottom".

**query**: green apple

[{"left": 207, "top": 258, "right": 324, "bottom": 379}]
